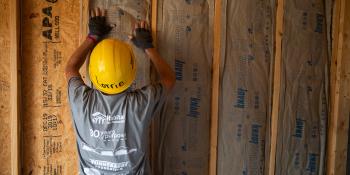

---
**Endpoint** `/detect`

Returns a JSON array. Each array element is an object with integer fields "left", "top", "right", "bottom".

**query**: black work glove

[
  {"left": 131, "top": 28, "right": 154, "bottom": 50},
  {"left": 88, "top": 16, "right": 112, "bottom": 40}
]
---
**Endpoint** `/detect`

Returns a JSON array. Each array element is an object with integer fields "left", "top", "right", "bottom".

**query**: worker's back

[
  {"left": 65, "top": 10, "right": 175, "bottom": 174},
  {"left": 68, "top": 77, "right": 165, "bottom": 175}
]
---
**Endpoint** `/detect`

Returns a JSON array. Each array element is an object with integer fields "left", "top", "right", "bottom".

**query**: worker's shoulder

[{"left": 131, "top": 83, "right": 164, "bottom": 95}]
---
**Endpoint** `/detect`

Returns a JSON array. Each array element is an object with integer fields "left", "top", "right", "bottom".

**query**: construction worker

[{"left": 65, "top": 7, "right": 175, "bottom": 175}]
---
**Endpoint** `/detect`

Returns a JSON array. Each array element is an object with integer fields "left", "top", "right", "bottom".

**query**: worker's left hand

[
  {"left": 88, "top": 7, "right": 112, "bottom": 41},
  {"left": 129, "top": 21, "right": 154, "bottom": 50}
]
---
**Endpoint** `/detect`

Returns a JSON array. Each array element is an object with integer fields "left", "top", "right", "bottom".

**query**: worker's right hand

[
  {"left": 88, "top": 7, "right": 112, "bottom": 41},
  {"left": 129, "top": 21, "right": 154, "bottom": 50}
]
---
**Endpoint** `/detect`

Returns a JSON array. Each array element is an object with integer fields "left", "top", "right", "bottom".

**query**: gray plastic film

[
  {"left": 155, "top": 0, "right": 213, "bottom": 174},
  {"left": 217, "top": 0, "right": 275, "bottom": 174},
  {"left": 275, "top": 0, "right": 329, "bottom": 174}
]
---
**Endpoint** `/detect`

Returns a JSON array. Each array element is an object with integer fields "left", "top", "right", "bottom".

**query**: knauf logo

[
  {"left": 293, "top": 118, "right": 305, "bottom": 138},
  {"left": 236, "top": 124, "right": 242, "bottom": 141},
  {"left": 240, "top": 55, "right": 255, "bottom": 61},
  {"left": 315, "top": 13, "right": 324, "bottom": 33},
  {"left": 234, "top": 88, "right": 247, "bottom": 108},
  {"left": 249, "top": 124, "right": 261, "bottom": 144},
  {"left": 294, "top": 152, "right": 300, "bottom": 168},
  {"left": 306, "top": 153, "right": 318, "bottom": 173},
  {"left": 174, "top": 96, "right": 181, "bottom": 114},
  {"left": 175, "top": 59, "right": 185, "bottom": 81},
  {"left": 192, "top": 64, "right": 198, "bottom": 81},
  {"left": 91, "top": 112, "right": 125, "bottom": 125},
  {"left": 187, "top": 97, "right": 200, "bottom": 118},
  {"left": 254, "top": 94, "right": 260, "bottom": 109}
]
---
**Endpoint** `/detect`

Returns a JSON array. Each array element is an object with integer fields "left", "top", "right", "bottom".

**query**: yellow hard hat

[{"left": 89, "top": 39, "right": 136, "bottom": 94}]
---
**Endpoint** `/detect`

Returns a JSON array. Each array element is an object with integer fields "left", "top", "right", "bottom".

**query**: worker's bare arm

[
  {"left": 65, "top": 38, "right": 96, "bottom": 81},
  {"left": 145, "top": 48, "right": 176, "bottom": 92},
  {"left": 130, "top": 21, "right": 176, "bottom": 92},
  {"left": 65, "top": 7, "right": 111, "bottom": 82}
]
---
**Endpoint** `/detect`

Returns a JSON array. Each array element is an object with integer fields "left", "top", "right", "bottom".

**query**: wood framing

[
  {"left": 268, "top": 0, "right": 284, "bottom": 174},
  {"left": 10, "top": 0, "right": 20, "bottom": 174},
  {"left": 327, "top": 0, "right": 350, "bottom": 174},
  {"left": 209, "top": 0, "right": 221, "bottom": 174},
  {"left": 4, "top": 0, "right": 350, "bottom": 174},
  {"left": 151, "top": 0, "right": 157, "bottom": 48}
]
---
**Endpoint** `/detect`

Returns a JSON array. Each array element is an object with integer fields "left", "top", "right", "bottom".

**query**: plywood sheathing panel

[
  {"left": 88, "top": 0, "right": 151, "bottom": 90},
  {"left": 217, "top": 0, "right": 275, "bottom": 174},
  {"left": 0, "top": 0, "right": 12, "bottom": 173},
  {"left": 275, "top": 0, "right": 329, "bottom": 174},
  {"left": 155, "top": 0, "right": 213, "bottom": 174},
  {"left": 22, "top": 0, "right": 81, "bottom": 174}
]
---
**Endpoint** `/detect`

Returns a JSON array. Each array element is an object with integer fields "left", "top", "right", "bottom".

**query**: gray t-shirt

[{"left": 68, "top": 77, "right": 165, "bottom": 175}]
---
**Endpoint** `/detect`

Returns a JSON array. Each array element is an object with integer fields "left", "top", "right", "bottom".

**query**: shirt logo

[
  {"left": 81, "top": 144, "right": 137, "bottom": 156},
  {"left": 91, "top": 112, "right": 125, "bottom": 125},
  {"left": 89, "top": 159, "right": 129, "bottom": 172},
  {"left": 89, "top": 129, "right": 125, "bottom": 142}
]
